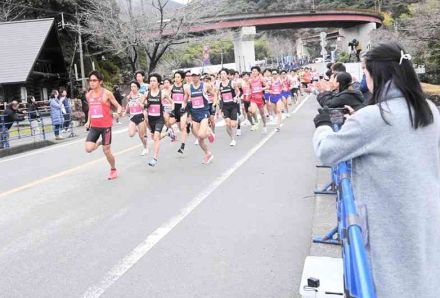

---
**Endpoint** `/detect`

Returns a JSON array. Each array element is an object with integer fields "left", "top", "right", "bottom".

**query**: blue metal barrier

[
  {"left": 0, "top": 110, "right": 77, "bottom": 149},
  {"left": 314, "top": 110, "right": 376, "bottom": 298}
]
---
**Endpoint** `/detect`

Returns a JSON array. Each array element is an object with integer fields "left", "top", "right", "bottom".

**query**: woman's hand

[{"left": 344, "top": 105, "right": 355, "bottom": 115}]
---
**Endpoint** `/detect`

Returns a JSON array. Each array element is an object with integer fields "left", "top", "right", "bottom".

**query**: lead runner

[{"left": 84, "top": 70, "right": 122, "bottom": 180}]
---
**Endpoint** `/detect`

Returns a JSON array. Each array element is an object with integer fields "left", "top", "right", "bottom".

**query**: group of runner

[{"left": 83, "top": 66, "right": 307, "bottom": 180}]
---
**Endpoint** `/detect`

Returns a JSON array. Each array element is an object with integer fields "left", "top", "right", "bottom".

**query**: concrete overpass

[{"left": 188, "top": 10, "right": 383, "bottom": 72}]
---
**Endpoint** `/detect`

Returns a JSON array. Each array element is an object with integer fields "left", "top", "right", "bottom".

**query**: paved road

[{"left": 0, "top": 96, "right": 319, "bottom": 298}]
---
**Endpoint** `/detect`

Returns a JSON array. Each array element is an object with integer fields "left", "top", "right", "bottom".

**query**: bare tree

[
  {"left": 0, "top": 0, "right": 26, "bottom": 22},
  {"left": 80, "top": 0, "right": 220, "bottom": 74}
]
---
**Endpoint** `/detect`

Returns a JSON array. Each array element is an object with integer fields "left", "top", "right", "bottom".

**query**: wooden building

[{"left": 0, "top": 18, "right": 67, "bottom": 104}]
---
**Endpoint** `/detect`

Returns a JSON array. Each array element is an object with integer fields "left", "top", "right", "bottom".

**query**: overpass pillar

[
  {"left": 339, "top": 22, "right": 377, "bottom": 53},
  {"left": 233, "top": 26, "right": 256, "bottom": 72}
]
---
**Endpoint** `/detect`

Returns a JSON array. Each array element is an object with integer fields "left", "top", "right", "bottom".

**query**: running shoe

[
  {"left": 203, "top": 153, "right": 214, "bottom": 164},
  {"left": 108, "top": 168, "right": 118, "bottom": 180},
  {"left": 141, "top": 148, "right": 148, "bottom": 156},
  {"left": 262, "top": 127, "right": 268, "bottom": 134},
  {"left": 208, "top": 132, "right": 215, "bottom": 143},
  {"left": 178, "top": 143, "right": 185, "bottom": 154},
  {"left": 250, "top": 124, "right": 257, "bottom": 131},
  {"left": 276, "top": 127, "right": 281, "bottom": 132},
  {"left": 286, "top": 113, "right": 291, "bottom": 118},
  {"left": 230, "top": 139, "right": 237, "bottom": 147},
  {"left": 194, "top": 139, "right": 199, "bottom": 145},
  {"left": 236, "top": 129, "right": 241, "bottom": 136},
  {"left": 148, "top": 158, "right": 158, "bottom": 167}
]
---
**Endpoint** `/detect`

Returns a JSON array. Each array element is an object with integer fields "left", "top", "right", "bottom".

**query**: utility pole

[{"left": 76, "top": 9, "right": 86, "bottom": 90}]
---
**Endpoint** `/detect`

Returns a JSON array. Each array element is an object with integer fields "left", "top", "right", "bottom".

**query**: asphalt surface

[{"left": 0, "top": 96, "right": 319, "bottom": 298}]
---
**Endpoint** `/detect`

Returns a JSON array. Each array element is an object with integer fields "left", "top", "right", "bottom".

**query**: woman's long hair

[{"left": 363, "top": 42, "right": 433, "bottom": 128}]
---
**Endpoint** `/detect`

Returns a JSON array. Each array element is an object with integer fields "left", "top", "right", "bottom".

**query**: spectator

[
  {"left": 60, "top": 90, "right": 72, "bottom": 132},
  {"left": 49, "top": 90, "right": 64, "bottom": 140},
  {"left": 316, "top": 72, "right": 364, "bottom": 111},
  {"left": 27, "top": 95, "right": 41, "bottom": 136},
  {"left": 359, "top": 73, "right": 371, "bottom": 103},
  {"left": 332, "top": 62, "right": 360, "bottom": 89},
  {"left": 80, "top": 88, "right": 89, "bottom": 124},
  {"left": 1, "top": 100, "right": 26, "bottom": 148},
  {"left": 313, "top": 42, "right": 440, "bottom": 298},
  {"left": 113, "top": 85, "right": 124, "bottom": 124}
]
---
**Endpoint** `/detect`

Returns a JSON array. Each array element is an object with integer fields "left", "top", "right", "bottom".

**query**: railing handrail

[{"left": 338, "top": 161, "right": 376, "bottom": 298}]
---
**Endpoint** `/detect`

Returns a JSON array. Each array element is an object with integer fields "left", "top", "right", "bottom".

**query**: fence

[
  {"left": 0, "top": 104, "right": 79, "bottom": 149},
  {"left": 314, "top": 110, "right": 376, "bottom": 298}
]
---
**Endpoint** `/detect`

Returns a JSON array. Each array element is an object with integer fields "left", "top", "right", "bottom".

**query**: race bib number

[
  {"left": 192, "top": 96, "right": 204, "bottom": 109},
  {"left": 252, "top": 86, "right": 263, "bottom": 93},
  {"left": 90, "top": 103, "right": 103, "bottom": 119},
  {"left": 222, "top": 92, "right": 233, "bottom": 102},
  {"left": 129, "top": 105, "right": 142, "bottom": 114},
  {"left": 148, "top": 104, "right": 161, "bottom": 116},
  {"left": 172, "top": 93, "right": 184, "bottom": 103}
]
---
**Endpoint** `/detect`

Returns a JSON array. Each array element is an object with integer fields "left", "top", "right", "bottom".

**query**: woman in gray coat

[
  {"left": 49, "top": 89, "right": 64, "bottom": 140},
  {"left": 313, "top": 42, "right": 440, "bottom": 297}
]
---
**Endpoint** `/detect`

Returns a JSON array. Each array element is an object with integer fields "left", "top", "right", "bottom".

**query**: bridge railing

[
  {"left": 315, "top": 110, "right": 376, "bottom": 298},
  {"left": 207, "top": 8, "right": 383, "bottom": 20}
]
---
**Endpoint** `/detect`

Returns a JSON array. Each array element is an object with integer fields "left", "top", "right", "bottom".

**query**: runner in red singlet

[
  {"left": 240, "top": 72, "right": 255, "bottom": 129},
  {"left": 249, "top": 66, "right": 268, "bottom": 134},
  {"left": 84, "top": 71, "right": 122, "bottom": 180}
]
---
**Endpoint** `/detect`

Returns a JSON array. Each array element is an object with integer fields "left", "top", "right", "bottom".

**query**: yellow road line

[{"left": 0, "top": 144, "right": 142, "bottom": 199}]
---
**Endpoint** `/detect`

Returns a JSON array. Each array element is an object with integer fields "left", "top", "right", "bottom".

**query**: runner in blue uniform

[{"left": 183, "top": 70, "right": 216, "bottom": 164}]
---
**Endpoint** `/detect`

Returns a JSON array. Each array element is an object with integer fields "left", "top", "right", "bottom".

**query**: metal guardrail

[
  {"left": 314, "top": 110, "right": 376, "bottom": 298},
  {"left": 1, "top": 110, "right": 77, "bottom": 149}
]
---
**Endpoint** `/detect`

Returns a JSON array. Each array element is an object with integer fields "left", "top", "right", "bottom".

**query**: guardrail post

[
  {"left": 41, "top": 115, "right": 46, "bottom": 141},
  {"left": 1, "top": 116, "right": 10, "bottom": 148}
]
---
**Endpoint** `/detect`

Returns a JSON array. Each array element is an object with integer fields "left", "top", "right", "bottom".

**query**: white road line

[
  {"left": 0, "top": 128, "right": 128, "bottom": 164},
  {"left": 81, "top": 95, "right": 311, "bottom": 298}
]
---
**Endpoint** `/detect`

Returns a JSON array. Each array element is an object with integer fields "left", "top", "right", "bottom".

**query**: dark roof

[{"left": 0, "top": 18, "right": 55, "bottom": 84}]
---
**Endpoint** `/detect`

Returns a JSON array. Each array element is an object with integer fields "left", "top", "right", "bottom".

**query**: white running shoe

[
  {"left": 141, "top": 148, "right": 148, "bottom": 156},
  {"left": 262, "top": 127, "right": 268, "bottom": 134},
  {"left": 194, "top": 139, "right": 199, "bottom": 145},
  {"left": 230, "top": 139, "right": 237, "bottom": 147},
  {"left": 236, "top": 129, "right": 241, "bottom": 136}
]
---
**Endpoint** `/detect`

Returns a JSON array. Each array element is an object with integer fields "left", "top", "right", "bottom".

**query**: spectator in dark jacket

[
  {"left": 113, "top": 85, "right": 124, "bottom": 124},
  {"left": 27, "top": 96, "right": 41, "bottom": 137},
  {"left": 317, "top": 72, "right": 365, "bottom": 111},
  {"left": 60, "top": 90, "right": 72, "bottom": 132},
  {"left": 1, "top": 100, "right": 26, "bottom": 148},
  {"left": 80, "top": 88, "right": 89, "bottom": 124}
]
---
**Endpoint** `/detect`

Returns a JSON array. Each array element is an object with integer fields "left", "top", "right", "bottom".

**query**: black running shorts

[
  {"left": 130, "top": 114, "right": 145, "bottom": 125},
  {"left": 222, "top": 103, "right": 238, "bottom": 121},
  {"left": 86, "top": 127, "right": 112, "bottom": 145},
  {"left": 148, "top": 116, "right": 165, "bottom": 134}
]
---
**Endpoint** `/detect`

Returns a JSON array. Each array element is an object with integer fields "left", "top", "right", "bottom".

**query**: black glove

[{"left": 313, "top": 107, "right": 332, "bottom": 128}]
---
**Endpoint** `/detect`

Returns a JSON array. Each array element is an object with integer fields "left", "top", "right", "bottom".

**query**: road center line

[
  {"left": 81, "top": 95, "right": 311, "bottom": 298},
  {"left": 0, "top": 144, "right": 141, "bottom": 199}
]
